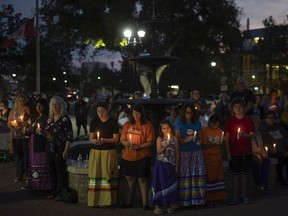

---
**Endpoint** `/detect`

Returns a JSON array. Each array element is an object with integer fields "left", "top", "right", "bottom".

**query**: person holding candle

[
  {"left": 224, "top": 98, "right": 256, "bottom": 205},
  {"left": 7, "top": 94, "right": 29, "bottom": 183},
  {"left": 119, "top": 103, "right": 155, "bottom": 210},
  {"left": 152, "top": 120, "right": 179, "bottom": 214},
  {"left": 175, "top": 103, "right": 206, "bottom": 207},
  {"left": 201, "top": 114, "right": 227, "bottom": 206},
  {"left": 45, "top": 96, "right": 73, "bottom": 201},
  {"left": 23, "top": 98, "right": 50, "bottom": 190},
  {"left": 258, "top": 111, "right": 288, "bottom": 186},
  {"left": 87, "top": 102, "right": 120, "bottom": 207},
  {"left": 250, "top": 115, "right": 271, "bottom": 193}
]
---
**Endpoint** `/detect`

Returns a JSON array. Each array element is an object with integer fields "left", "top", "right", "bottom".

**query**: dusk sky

[
  {"left": 2, "top": 0, "right": 287, "bottom": 69},
  {"left": 2, "top": 0, "right": 288, "bottom": 29}
]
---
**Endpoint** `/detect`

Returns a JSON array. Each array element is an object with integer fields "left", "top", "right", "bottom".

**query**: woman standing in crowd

[
  {"left": 201, "top": 114, "right": 227, "bottom": 206},
  {"left": 87, "top": 102, "right": 120, "bottom": 207},
  {"left": 0, "top": 99, "right": 11, "bottom": 128},
  {"left": 26, "top": 99, "right": 50, "bottom": 190},
  {"left": 258, "top": 111, "right": 288, "bottom": 186},
  {"left": 250, "top": 115, "right": 271, "bottom": 193},
  {"left": 119, "top": 103, "right": 155, "bottom": 210},
  {"left": 175, "top": 103, "right": 206, "bottom": 207},
  {"left": 45, "top": 96, "right": 73, "bottom": 200},
  {"left": 152, "top": 120, "right": 179, "bottom": 214},
  {"left": 7, "top": 94, "right": 29, "bottom": 183},
  {"left": 224, "top": 98, "right": 255, "bottom": 205}
]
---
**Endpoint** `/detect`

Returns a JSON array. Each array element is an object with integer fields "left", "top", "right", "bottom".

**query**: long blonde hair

[
  {"left": 12, "top": 94, "right": 28, "bottom": 113},
  {"left": 49, "top": 96, "right": 67, "bottom": 119}
]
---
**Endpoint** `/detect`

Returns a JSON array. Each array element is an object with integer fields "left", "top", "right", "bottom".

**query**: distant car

[{"left": 206, "top": 94, "right": 220, "bottom": 105}]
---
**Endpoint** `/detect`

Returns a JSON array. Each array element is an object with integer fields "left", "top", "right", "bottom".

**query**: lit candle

[
  {"left": 37, "top": 123, "right": 41, "bottom": 135},
  {"left": 129, "top": 134, "right": 132, "bottom": 144},
  {"left": 12, "top": 120, "right": 17, "bottom": 127},
  {"left": 273, "top": 143, "right": 276, "bottom": 150},
  {"left": 265, "top": 146, "right": 268, "bottom": 154},
  {"left": 237, "top": 128, "right": 241, "bottom": 140},
  {"left": 167, "top": 133, "right": 170, "bottom": 141},
  {"left": 96, "top": 131, "right": 100, "bottom": 140},
  {"left": 194, "top": 131, "right": 197, "bottom": 138},
  {"left": 220, "top": 131, "right": 224, "bottom": 142},
  {"left": 20, "top": 115, "right": 23, "bottom": 122}
]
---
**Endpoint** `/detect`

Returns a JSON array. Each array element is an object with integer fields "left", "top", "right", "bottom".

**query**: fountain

[{"left": 114, "top": 1, "right": 192, "bottom": 129}]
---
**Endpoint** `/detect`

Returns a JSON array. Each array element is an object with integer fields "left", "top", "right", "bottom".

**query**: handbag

[{"left": 61, "top": 186, "right": 78, "bottom": 204}]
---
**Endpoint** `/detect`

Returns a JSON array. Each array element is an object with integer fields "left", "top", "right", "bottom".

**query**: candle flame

[
  {"left": 167, "top": 133, "right": 170, "bottom": 141},
  {"left": 273, "top": 143, "right": 276, "bottom": 148},
  {"left": 265, "top": 146, "right": 268, "bottom": 152}
]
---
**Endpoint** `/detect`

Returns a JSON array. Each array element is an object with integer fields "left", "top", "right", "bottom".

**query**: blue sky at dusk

[{"left": 2, "top": 0, "right": 288, "bottom": 29}]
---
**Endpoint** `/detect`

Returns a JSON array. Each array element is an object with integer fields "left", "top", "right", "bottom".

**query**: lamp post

[
  {"left": 123, "top": 29, "right": 146, "bottom": 46},
  {"left": 12, "top": 73, "right": 17, "bottom": 91}
]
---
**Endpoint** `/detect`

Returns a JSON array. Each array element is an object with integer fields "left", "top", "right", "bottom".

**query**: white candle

[
  {"left": 167, "top": 133, "right": 170, "bottom": 141},
  {"left": 273, "top": 143, "right": 276, "bottom": 150},
  {"left": 220, "top": 131, "right": 224, "bottom": 142},
  {"left": 265, "top": 146, "right": 268, "bottom": 154},
  {"left": 37, "top": 123, "right": 40, "bottom": 129},
  {"left": 20, "top": 115, "right": 23, "bottom": 122},
  {"left": 194, "top": 131, "right": 197, "bottom": 138},
  {"left": 96, "top": 131, "right": 100, "bottom": 140},
  {"left": 237, "top": 128, "right": 241, "bottom": 140},
  {"left": 129, "top": 134, "right": 132, "bottom": 144}
]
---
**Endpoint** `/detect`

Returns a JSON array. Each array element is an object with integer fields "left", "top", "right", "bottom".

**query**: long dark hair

[
  {"left": 130, "top": 103, "right": 147, "bottom": 125},
  {"left": 179, "top": 103, "right": 199, "bottom": 123},
  {"left": 158, "top": 119, "right": 174, "bottom": 139}
]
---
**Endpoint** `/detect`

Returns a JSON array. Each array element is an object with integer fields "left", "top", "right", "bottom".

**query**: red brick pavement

[{"left": 1, "top": 162, "right": 288, "bottom": 216}]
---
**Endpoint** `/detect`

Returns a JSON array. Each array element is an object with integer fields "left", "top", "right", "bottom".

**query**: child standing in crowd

[
  {"left": 250, "top": 115, "right": 271, "bottom": 193},
  {"left": 175, "top": 103, "right": 206, "bottom": 207},
  {"left": 224, "top": 98, "right": 255, "bottom": 205},
  {"left": 152, "top": 120, "right": 179, "bottom": 214},
  {"left": 201, "top": 114, "right": 227, "bottom": 206}
]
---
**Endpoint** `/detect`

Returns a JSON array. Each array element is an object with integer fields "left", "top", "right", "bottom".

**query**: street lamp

[
  {"left": 211, "top": 61, "right": 216, "bottom": 67},
  {"left": 123, "top": 29, "right": 146, "bottom": 46}
]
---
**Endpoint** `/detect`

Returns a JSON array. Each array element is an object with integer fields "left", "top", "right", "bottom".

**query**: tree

[{"left": 40, "top": 0, "right": 242, "bottom": 95}]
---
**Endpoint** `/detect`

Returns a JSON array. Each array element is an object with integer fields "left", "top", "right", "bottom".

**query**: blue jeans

[{"left": 251, "top": 155, "right": 271, "bottom": 187}]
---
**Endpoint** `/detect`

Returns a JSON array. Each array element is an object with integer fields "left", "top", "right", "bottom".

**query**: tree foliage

[{"left": 1, "top": 0, "right": 243, "bottom": 95}]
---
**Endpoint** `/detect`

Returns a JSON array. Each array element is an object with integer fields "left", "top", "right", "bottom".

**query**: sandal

[
  {"left": 167, "top": 208, "right": 175, "bottom": 214},
  {"left": 153, "top": 208, "right": 164, "bottom": 215}
]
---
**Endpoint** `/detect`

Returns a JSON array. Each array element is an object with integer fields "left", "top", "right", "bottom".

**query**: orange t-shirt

[
  {"left": 121, "top": 121, "right": 155, "bottom": 161},
  {"left": 201, "top": 127, "right": 223, "bottom": 155}
]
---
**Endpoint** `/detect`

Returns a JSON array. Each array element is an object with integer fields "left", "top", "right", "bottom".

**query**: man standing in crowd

[{"left": 229, "top": 77, "right": 255, "bottom": 116}]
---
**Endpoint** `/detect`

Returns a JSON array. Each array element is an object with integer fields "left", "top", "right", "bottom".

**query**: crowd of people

[{"left": 0, "top": 76, "right": 288, "bottom": 214}]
